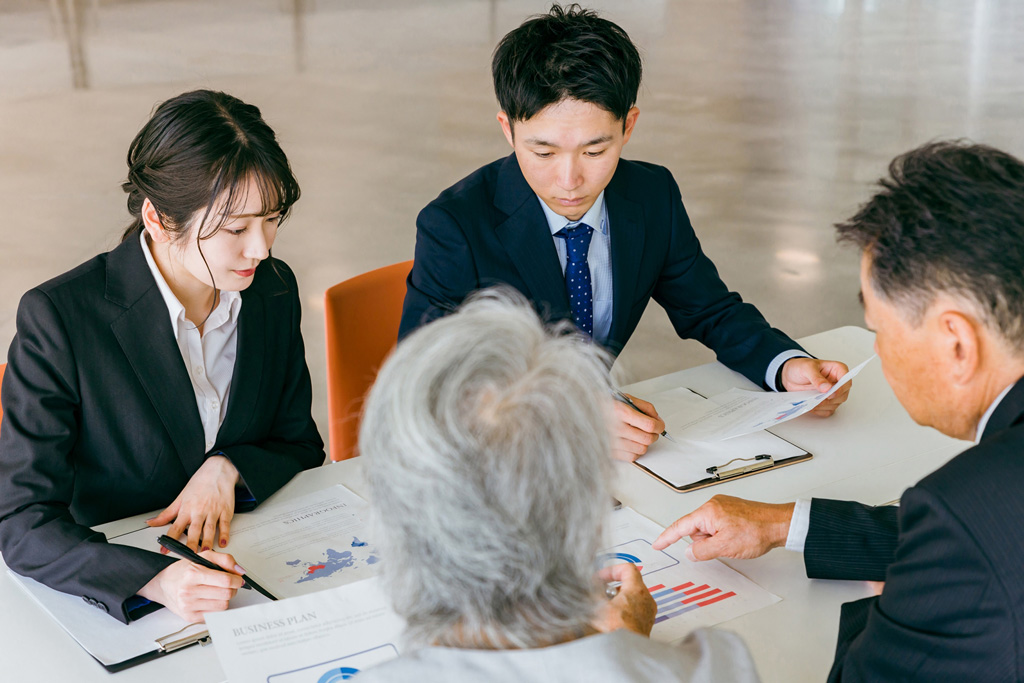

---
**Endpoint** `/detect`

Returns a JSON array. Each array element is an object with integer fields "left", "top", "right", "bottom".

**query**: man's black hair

[
  {"left": 492, "top": 4, "right": 642, "bottom": 128},
  {"left": 836, "top": 140, "right": 1024, "bottom": 345}
]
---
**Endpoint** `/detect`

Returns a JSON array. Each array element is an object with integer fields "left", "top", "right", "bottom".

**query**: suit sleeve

[
  {"left": 825, "top": 487, "right": 1007, "bottom": 682},
  {"left": 0, "top": 289, "right": 174, "bottom": 624},
  {"left": 398, "top": 203, "right": 478, "bottom": 340},
  {"left": 217, "top": 274, "right": 325, "bottom": 503},
  {"left": 804, "top": 498, "right": 899, "bottom": 581},
  {"left": 652, "top": 170, "right": 804, "bottom": 387}
]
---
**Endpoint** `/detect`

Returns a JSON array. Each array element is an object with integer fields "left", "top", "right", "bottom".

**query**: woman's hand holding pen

[
  {"left": 611, "top": 394, "right": 666, "bottom": 462},
  {"left": 138, "top": 550, "right": 245, "bottom": 623},
  {"left": 592, "top": 563, "right": 657, "bottom": 636},
  {"left": 147, "top": 455, "right": 239, "bottom": 551}
]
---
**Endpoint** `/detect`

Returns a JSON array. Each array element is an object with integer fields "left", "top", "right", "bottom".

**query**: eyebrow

[
  {"left": 223, "top": 210, "right": 282, "bottom": 219},
  {"left": 523, "top": 134, "right": 614, "bottom": 148}
]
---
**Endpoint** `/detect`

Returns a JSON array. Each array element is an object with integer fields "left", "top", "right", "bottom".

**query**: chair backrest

[
  {"left": 0, "top": 363, "right": 6, "bottom": 438},
  {"left": 324, "top": 261, "right": 413, "bottom": 461}
]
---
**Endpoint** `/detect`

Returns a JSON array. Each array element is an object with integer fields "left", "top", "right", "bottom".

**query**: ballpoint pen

[
  {"left": 157, "top": 535, "right": 278, "bottom": 601},
  {"left": 613, "top": 390, "right": 676, "bottom": 443}
]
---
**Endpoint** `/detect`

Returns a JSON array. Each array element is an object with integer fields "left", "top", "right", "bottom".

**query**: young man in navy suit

[
  {"left": 399, "top": 4, "right": 850, "bottom": 460},
  {"left": 654, "top": 141, "right": 1024, "bottom": 681}
]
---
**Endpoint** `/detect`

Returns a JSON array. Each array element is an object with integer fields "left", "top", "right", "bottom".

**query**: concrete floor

[{"left": 2, "top": 0, "right": 1022, "bottom": 437}]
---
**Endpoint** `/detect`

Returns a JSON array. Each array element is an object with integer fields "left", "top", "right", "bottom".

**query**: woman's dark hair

[
  {"left": 121, "top": 89, "right": 300, "bottom": 243},
  {"left": 491, "top": 4, "right": 642, "bottom": 130},
  {"left": 836, "top": 140, "right": 1024, "bottom": 346}
]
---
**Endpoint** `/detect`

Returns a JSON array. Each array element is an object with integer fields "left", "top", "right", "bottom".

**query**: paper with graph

[{"left": 601, "top": 507, "right": 780, "bottom": 642}]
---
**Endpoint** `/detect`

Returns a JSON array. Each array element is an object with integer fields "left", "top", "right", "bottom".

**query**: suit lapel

[
  {"left": 605, "top": 168, "right": 645, "bottom": 348},
  {"left": 493, "top": 154, "right": 571, "bottom": 318},
  {"left": 106, "top": 238, "right": 206, "bottom": 474},
  {"left": 217, "top": 287, "right": 265, "bottom": 445}
]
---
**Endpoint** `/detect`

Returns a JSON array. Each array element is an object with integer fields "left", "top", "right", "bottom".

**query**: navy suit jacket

[
  {"left": 0, "top": 236, "right": 324, "bottom": 623},
  {"left": 399, "top": 154, "right": 803, "bottom": 388},
  {"left": 804, "top": 380, "right": 1024, "bottom": 681}
]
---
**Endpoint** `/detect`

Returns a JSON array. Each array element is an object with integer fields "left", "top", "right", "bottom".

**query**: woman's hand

[
  {"left": 592, "top": 563, "right": 657, "bottom": 636},
  {"left": 138, "top": 551, "right": 245, "bottom": 623},
  {"left": 147, "top": 455, "right": 239, "bottom": 551}
]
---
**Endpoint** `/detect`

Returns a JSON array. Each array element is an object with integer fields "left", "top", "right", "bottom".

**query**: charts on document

[{"left": 602, "top": 507, "right": 780, "bottom": 642}]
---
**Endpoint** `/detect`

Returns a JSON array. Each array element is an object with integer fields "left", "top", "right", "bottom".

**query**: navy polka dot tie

[{"left": 555, "top": 223, "right": 594, "bottom": 336}]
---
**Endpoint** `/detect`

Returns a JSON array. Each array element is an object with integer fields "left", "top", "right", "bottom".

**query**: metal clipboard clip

[
  {"left": 155, "top": 622, "right": 211, "bottom": 653},
  {"left": 706, "top": 454, "right": 774, "bottom": 481}
]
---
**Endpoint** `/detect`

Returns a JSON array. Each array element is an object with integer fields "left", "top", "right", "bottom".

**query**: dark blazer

[
  {"left": 803, "top": 380, "right": 1024, "bottom": 681},
  {"left": 0, "top": 236, "right": 324, "bottom": 623},
  {"left": 399, "top": 154, "right": 803, "bottom": 387}
]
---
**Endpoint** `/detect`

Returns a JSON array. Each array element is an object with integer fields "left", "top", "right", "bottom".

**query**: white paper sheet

[
  {"left": 118, "top": 485, "right": 382, "bottom": 600},
  {"left": 206, "top": 576, "right": 404, "bottom": 682},
  {"left": 634, "top": 388, "right": 808, "bottom": 488},
  {"left": 603, "top": 507, "right": 780, "bottom": 642},
  {"left": 668, "top": 356, "right": 874, "bottom": 442}
]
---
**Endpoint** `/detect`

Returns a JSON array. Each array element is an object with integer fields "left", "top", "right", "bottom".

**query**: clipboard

[
  {"left": 7, "top": 567, "right": 267, "bottom": 672},
  {"left": 631, "top": 387, "right": 813, "bottom": 492}
]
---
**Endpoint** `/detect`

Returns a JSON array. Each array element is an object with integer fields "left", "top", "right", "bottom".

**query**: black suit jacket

[
  {"left": 399, "top": 154, "right": 803, "bottom": 387},
  {"left": 804, "top": 380, "right": 1024, "bottom": 681},
  {"left": 0, "top": 236, "right": 324, "bottom": 623}
]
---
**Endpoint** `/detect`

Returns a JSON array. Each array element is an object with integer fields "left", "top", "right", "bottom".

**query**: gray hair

[{"left": 360, "top": 288, "right": 615, "bottom": 648}]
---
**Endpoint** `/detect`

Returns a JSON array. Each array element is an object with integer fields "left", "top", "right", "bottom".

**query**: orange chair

[{"left": 324, "top": 261, "right": 413, "bottom": 461}]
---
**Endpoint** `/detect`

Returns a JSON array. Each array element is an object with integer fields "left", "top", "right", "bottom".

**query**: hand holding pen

[
  {"left": 611, "top": 391, "right": 674, "bottom": 463},
  {"left": 158, "top": 535, "right": 278, "bottom": 601}
]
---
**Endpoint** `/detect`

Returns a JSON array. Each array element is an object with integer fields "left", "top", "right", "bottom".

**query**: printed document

[
  {"left": 666, "top": 356, "right": 874, "bottom": 442},
  {"left": 603, "top": 507, "right": 780, "bottom": 642},
  {"left": 206, "top": 576, "right": 403, "bottom": 682}
]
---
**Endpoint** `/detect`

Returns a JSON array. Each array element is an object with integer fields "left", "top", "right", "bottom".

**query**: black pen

[
  {"left": 157, "top": 534, "right": 278, "bottom": 601},
  {"left": 613, "top": 390, "right": 676, "bottom": 442}
]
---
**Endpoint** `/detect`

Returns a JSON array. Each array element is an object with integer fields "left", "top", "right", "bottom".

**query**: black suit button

[{"left": 96, "top": 601, "right": 108, "bottom": 613}]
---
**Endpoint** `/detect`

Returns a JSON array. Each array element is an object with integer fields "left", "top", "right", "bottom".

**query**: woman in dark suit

[{"left": 0, "top": 90, "right": 324, "bottom": 624}]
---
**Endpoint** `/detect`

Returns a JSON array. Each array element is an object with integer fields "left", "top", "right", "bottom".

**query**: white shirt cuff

[
  {"left": 765, "top": 350, "right": 812, "bottom": 391},
  {"left": 784, "top": 498, "right": 812, "bottom": 552}
]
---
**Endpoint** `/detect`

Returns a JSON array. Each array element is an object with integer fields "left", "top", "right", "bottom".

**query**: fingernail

[
  {"left": 219, "top": 539, "right": 227, "bottom": 547},
  {"left": 201, "top": 546, "right": 210, "bottom": 552},
  {"left": 234, "top": 564, "right": 247, "bottom": 574},
  {"left": 685, "top": 546, "right": 697, "bottom": 561}
]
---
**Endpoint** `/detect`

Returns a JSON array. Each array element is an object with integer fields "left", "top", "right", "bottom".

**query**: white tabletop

[{"left": 0, "top": 326, "right": 967, "bottom": 682}]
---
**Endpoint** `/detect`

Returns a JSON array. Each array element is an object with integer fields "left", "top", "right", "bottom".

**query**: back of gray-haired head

[
  {"left": 836, "top": 140, "right": 1024, "bottom": 348},
  {"left": 360, "top": 288, "right": 615, "bottom": 648}
]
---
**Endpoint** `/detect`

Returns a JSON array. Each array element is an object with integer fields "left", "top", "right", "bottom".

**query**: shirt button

[
  {"left": 195, "top": 366, "right": 204, "bottom": 377},
  {"left": 206, "top": 441, "right": 214, "bottom": 450},
  {"left": 210, "top": 400, "right": 219, "bottom": 409}
]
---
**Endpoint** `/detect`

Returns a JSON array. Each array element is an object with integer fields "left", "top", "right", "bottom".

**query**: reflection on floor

[{"left": 2, "top": 0, "right": 1022, "bottom": 435}]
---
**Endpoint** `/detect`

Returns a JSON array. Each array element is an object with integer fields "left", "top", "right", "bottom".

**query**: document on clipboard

[
  {"left": 633, "top": 387, "right": 811, "bottom": 492},
  {"left": 6, "top": 484, "right": 374, "bottom": 672}
]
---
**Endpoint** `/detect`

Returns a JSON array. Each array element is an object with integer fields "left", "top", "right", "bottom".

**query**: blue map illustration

[{"left": 286, "top": 536, "right": 380, "bottom": 584}]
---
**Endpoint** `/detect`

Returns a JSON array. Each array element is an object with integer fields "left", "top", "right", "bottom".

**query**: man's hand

[
  {"left": 612, "top": 394, "right": 666, "bottom": 462},
  {"left": 652, "top": 495, "right": 795, "bottom": 561},
  {"left": 780, "top": 357, "right": 851, "bottom": 417},
  {"left": 592, "top": 563, "right": 657, "bottom": 636},
  {"left": 148, "top": 455, "right": 239, "bottom": 551},
  {"left": 137, "top": 551, "right": 244, "bottom": 623}
]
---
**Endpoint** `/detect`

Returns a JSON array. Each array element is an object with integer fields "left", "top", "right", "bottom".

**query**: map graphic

[{"left": 286, "top": 536, "right": 380, "bottom": 584}]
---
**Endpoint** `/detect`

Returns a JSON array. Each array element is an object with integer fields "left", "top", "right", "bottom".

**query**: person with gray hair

[{"left": 356, "top": 289, "right": 760, "bottom": 682}]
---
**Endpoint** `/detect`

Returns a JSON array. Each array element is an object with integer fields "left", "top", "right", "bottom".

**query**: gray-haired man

[{"left": 357, "top": 290, "right": 759, "bottom": 682}]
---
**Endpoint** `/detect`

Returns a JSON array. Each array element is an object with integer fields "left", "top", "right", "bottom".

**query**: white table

[{"left": 0, "top": 326, "right": 967, "bottom": 682}]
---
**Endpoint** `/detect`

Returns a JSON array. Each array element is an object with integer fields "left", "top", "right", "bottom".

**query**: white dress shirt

[
  {"left": 784, "top": 380, "right": 1018, "bottom": 551},
  {"left": 140, "top": 231, "right": 241, "bottom": 454},
  {"left": 537, "top": 194, "right": 804, "bottom": 390}
]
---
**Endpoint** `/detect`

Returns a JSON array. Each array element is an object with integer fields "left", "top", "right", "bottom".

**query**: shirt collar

[
  {"left": 538, "top": 191, "right": 609, "bottom": 236},
  {"left": 139, "top": 230, "right": 241, "bottom": 336},
  {"left": 974, "top": 381, "right": 1016, "bottom": 443}
]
